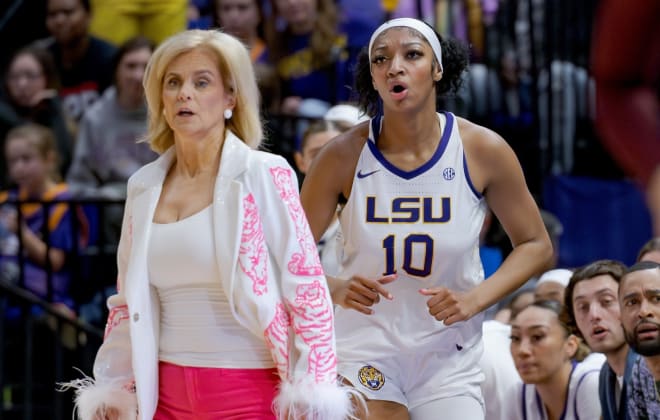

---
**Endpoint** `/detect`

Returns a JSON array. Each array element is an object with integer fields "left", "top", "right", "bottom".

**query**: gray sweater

[{"left": 66, "top": 87, "right": 157, "bottom": 199}]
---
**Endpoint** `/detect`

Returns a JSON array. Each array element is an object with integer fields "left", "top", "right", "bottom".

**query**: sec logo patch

[{"left": 358, "top": 365, "right": 385, "bottom": 391}]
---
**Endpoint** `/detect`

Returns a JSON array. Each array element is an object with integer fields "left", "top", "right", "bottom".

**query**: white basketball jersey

[{"left": 335, "top": 112, "right": 487, "bottom": 361}]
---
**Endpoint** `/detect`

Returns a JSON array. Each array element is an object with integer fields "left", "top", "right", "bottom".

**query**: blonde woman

[{"left": 64, "top": 29, "right": 356, "bottom": 420}]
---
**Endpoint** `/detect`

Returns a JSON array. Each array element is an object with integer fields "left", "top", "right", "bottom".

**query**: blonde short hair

[{"left": 142, "top": 29, "right": 263, "bottom": 153}]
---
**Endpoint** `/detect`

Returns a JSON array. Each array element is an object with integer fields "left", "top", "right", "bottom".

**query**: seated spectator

[
  {"left": 212, "top": 0, "right": 265, "bottom": 61},
  {"left": 66, "top": 36, "right": 157, "bottom": 244},
  {"left": 294, "top": 120, "right": 339, "bottom": 176},
  {"left": 619, "top": 261, "right": 660, "bottom": 418},
  {"left": 323, "top": 103, "right": 368, "bottom": 133},
  {"left": 0, "top": 45, "right": 74, "bottom": 188},
  {"left": 40, "top": 0, "right": 117, "bottom": 124},
  {"left": 264, "top": 0, "right": 370, "bottom": 115},
  {"left": 66, "top": 36, "right": 155, "bottom": 200},
  {"left": 637, "top": 237, "right": 660, "bottom": 263},
  {"left": 534, "top": 268, "right": 573, "bottom": 303},
  {"left": 536, "top": 265, "right": 610, "bottom": 373},
  {"left": 211, "top": 0, "right": 279, "bottom": 112},
  {"left": 493, "top": 288, "right": 535, "bottom": 324},
  {"left": 505, "top": 300, "right": 602, "bottom": 419},
  {"left": 563, "top": 259, "right": 647, "bottom": 420},
  {"left": 0, "top": 123, "right": 87, "bottom": 314}
]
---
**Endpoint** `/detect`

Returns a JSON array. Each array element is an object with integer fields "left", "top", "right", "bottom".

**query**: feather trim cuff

[
  {"left": 274, "top": 380, "right": 365, "bottom": 420},
  {"left": 58, "top": 376, "right": 137, "bottom": 420}
]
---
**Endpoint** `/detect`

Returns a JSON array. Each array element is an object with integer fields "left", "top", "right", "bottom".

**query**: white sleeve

[
  {"left": 500, "top": 381, "right": 525, "bottom": 420},
  {"left": 255, "top": 156, "right": 360, "bottom": 419},
  {"left": 574, "top": 369, "right": 602, "bottom": 419},
  {"left": 480, "top": 321, "right": 522, "bottom": 420}
]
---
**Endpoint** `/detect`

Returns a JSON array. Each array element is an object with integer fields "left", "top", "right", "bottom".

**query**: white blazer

[{"left": 70, "top": 132, "right": 355, "bottom": 420}]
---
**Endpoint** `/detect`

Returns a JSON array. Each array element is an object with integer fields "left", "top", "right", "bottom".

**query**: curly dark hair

[{"left": 353, "top": 24, "right": 469, "bottom": 118}]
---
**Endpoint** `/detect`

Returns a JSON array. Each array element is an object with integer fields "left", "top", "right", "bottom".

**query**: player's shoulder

[
  {"left": 456, "top": 117, "right": 503, "bottom": 148},
  {"left": 323, "top": 120, "right": 370, "bottom": 160},
  {"left": 311, "top": 120, "right": 370, "bottom": 178},
  {"left": 456, "top": 116, "right": 513, "bottom": 167}
]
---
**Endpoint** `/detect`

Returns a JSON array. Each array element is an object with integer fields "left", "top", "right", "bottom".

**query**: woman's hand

[
  {"left": 419, "top": 287, "right": 478, "bottom": 325},
  {"left": 333, "top": 274, "right": 396, "bottom": 314}
]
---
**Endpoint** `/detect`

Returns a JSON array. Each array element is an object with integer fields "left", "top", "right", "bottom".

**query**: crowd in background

[{"left": 0, "top": 0, "right": 658, "bottom": 418}]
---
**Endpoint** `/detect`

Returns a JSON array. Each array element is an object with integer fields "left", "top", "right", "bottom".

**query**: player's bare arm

[{"left": 456, "top": 118, "right": 552, "bottom": 317}]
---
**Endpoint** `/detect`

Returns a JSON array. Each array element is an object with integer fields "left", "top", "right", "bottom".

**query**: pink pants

[{"left": 154, "top": 361, "right": 279, "bottom": 419}]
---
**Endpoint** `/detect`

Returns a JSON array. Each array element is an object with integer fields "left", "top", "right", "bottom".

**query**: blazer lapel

[
  {"left": 121, "top": 150, "right": 173, "bottom": 419},
  {"left": 124, "top": 150, "right": 173, "bottom": 304},
  {"left": 213, "top": 132, "right": 250, "bottom": 308}
]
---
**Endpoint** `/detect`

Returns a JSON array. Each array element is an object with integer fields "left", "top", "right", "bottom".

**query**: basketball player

[{"left": 300, "top": 18, "right": 553, "bottom": 420}]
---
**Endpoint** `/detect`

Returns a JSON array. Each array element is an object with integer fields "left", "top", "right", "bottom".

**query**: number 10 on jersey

[{"left": 382, "top": 234, "right": 434, "bottom": 277}]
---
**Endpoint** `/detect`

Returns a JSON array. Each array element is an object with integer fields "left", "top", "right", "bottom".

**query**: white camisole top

[{"left": 147, "top": 205, "right": 273, "bottom": 368}]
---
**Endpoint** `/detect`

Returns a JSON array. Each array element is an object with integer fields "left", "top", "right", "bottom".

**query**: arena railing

[{"left": 0, "top": 197, "right": 121, "bottom": 420}]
